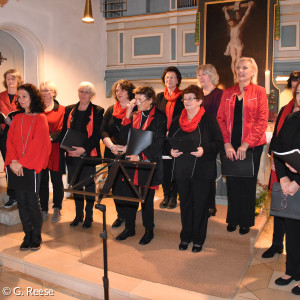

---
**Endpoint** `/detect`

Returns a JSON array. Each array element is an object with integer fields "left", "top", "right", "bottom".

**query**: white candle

[{"left": 265, "top": 70, "right": 270, "bottom": 95}]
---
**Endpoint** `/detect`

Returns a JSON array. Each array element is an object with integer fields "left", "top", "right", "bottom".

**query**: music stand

[{"left": 64, "top": 157, "right": 156, "bottom": 300}]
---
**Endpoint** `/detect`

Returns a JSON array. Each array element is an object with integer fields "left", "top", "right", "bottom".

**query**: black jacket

[{"left": 168, "top": 112, "right": 223, "bottom": 180}]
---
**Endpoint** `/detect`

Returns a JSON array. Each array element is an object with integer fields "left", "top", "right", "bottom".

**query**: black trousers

[
  {"left": 0, "top": 133, "right": 16, "bottom": 199},
  {"left": 67, "top": 158, "right": 95, "bottom": 221},
  {"left": 112, "top": 169, "right": 126, "bottom": 220},
  {"left": 15, "top": 172, "right": 42, "bottom": 242},
  {"left": 177, "top": 177, "right": 211, "bottom": 245},
  {"left": 226, "top": 145, "right": 263, "bottom": 228},
  {"left": 208, "top": 180, "right": 216, "bottom": 210},
  {"left": 285, "top": 218, "right": 300, "bottom": 280},
  {"left": 39, "top": 168, "right": 64, "bottom": 211},
  {"left": 272, "top": 216, "right": 285, "bottom": 247},
  {"left": 162, "top": 159, "right": 177, "bottom": 198}
]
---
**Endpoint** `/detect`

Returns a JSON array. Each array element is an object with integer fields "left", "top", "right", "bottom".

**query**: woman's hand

[
  {"left": 285, "top": 163, "right": 298, "bottom": 174},
  {"left": 126, "top": 154, "right": 139, "bottom": 161},
  {"left": 224, "top": 143, "right": 237, "bottom": 161},
  {"left": 280, "top": 176, "right": 291, "bottom": 195},
  {"left": 270, "top": 153, "right": 276, "bottom": 171},
  {"left": 285, "top": 180, "right": 300, "bottom": 196},
  {"left": 10, "top": 160, "right": 23, "bottom": 176},
  {"left": 112, "top": 145, "right": 126, "bottom": 156},
  {"left": 191, "top": 147, "right": 204, "bottom": 157},
  {"left": 236, "top": 142, "right": 249, "bottom": 160},
  {"left": 68, "top": 146, "right": 86, "bottom": 157},
  {"left": 171, "top": 149, "right": 183, "bottom": 158},
  {"left": 125, "top": 99, "right": 137, "bottom": 118}
]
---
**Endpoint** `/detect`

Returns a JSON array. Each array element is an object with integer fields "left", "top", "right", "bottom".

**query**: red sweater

[
  {"left": 5, "top": 113, "right": 51, "bottom": 173},
  {"left": 217, "top": 83, "right": 268, "bottom": 148},
  {"left": 0, "top": 90, "right": 18, "bottom": 130},
  {"left": 44, "top": 102, "right": 65, "bottom": 171}
]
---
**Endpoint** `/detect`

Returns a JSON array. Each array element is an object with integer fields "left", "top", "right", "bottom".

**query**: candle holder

[{"left": 268, "top": 90, "right": 276, "bottom": 110}]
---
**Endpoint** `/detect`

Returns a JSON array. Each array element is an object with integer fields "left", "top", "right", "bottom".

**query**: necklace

[{"left": 21, "top": 113, "right": 36, "bottom": 156}]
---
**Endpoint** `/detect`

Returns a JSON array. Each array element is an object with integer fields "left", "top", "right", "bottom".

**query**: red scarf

[
  {"left": 270, "top": 98, "right": 294, "bottom": 190},
  {"left": 179, "top": 106, "right": 205, "bottom": 132},
  {"left": 67, "top": 106, "right": 97, "bottom": 156},
  {"left": 164, "top": 87, "right": 181, "bottom": 130},
  {"left": 132, "top": 106, "right": 155, "bottom": 130},
  {"left": 112, "top": 101, "right": 127, "bottom": 119}
]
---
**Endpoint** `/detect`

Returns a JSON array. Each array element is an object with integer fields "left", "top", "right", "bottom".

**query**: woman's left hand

[
  {"left": 191, "top": 147, "right": 204, "bottom": 157},
  {"left": 171, "top": 149, "right": 183, "bottom": 158},
  {"left": 236, "top": 142, "right": 249, "bottom": 160},
  {"left": 286, "top": 180, "right": 300, "bottom": 196},
  {"left": 126, "top": 154, "right": 140, "bottom": 161},
  {"left": 68, "top": 146, "right": 86, "bottom": 157},
  {"left": 285, "top": 163, "right": 298, "bottom": 174},
  {"left": 10, "top": 160, "right": 23, "bottom": 176}
]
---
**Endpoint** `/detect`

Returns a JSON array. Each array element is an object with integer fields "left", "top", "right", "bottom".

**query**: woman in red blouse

[
  {"left": 5, "top": 83, "right": 51, "bottom": 251},
  {"left": 39, "top": 82, "right": 65, "bottom": 223}
]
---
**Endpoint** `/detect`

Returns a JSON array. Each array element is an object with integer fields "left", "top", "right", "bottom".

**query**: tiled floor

[{"left": 0, "top": 188, "right": 299, "bottom": 300}]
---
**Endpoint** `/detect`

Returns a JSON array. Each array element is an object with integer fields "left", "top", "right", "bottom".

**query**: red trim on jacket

[
  {"left": 216, "top": 83, "right": 268, "bottom": 148},
  {"left": 5, "top": 113, "right": 51, "bottom": 173},
  {"left": 44, "top": 104, "right": 65, "bottom": 171}
]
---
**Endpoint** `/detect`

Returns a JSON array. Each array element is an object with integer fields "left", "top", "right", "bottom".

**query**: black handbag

[{"left": 270, "top": 182, "right": 300, "bottom": 221}]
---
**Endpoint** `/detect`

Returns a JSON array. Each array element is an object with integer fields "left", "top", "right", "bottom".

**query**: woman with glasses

[
  {"left": 115, "top": 86, "right": 167, "bottom": 245},
  {"left": 100, "top": 79, "right": 136, "bottom": 229},
  {"left": 272, "top": 80, "right": 300, "bottom": 295},
  {"left": 62, "top": 82, "right": 104, "bottom": 229},
  {"left": 169, "top": 85, "right": 223, "bottom": 253},
  {"left": 157, "top": 66, "right": 184, "bottom": 209},
  {"left": 39, "top": 82, "right": 65, "bottom": 223},
  {"left": 0, "top": 69, "right": 23, "bottom": 209},
  {"left": 217, "top": 57, "right": 268, "bottom": 235},
  {"left": 5, "top": 83, "right": 51, "bottom": 251}
]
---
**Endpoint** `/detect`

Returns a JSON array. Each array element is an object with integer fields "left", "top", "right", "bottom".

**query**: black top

[
  {"left": 203, "top": 87, "right": 223, "bottom": 118},
  {"left": 62, "top": 102, "right": 104, "bottom": 157},
  {"left": 156, "top": 92, "right": 184, "bottom": 119},
  {"left": 231, "top": 97, "right": 243, "bottom": 149},
  {"left": 274, "top": 111, "right": 300, "bottom": 186},
  {"left": 168, "top": 112, "right": 223, "bottom": 180}
]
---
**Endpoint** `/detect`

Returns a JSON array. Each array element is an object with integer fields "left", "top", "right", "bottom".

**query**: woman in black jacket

[
  {"left": 62, "top": 82, "right": 104, "bottom": 229},
  {"left": 115, "top": 86, "right": 167, "bottom": 245},
  {"left": 157, "top": 66, "right": 184, "bottom": 209},
  {"left": 100, "top": 79, "right": 135, "bottom": 228},
  {"left": 169, "top": 85, "right": 223, "bottom": 253},
  {"left": 273, "top": 81, "right": 300, "bottom": 295}
]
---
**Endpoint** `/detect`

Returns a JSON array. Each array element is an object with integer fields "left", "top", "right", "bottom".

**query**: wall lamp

[{"left": 82, "top": 0, "right": 94, "bottom": 23}]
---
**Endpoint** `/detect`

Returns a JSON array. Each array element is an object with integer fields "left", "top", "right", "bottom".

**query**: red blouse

[
  {"left": 0, "top": 90, "right": 18, "bottom": 130},
  {"left": 5, "top": 113, "right": 51, "bottom": 173}
]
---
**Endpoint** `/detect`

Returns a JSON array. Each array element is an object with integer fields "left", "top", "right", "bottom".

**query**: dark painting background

[{"left": 205, "top": 0, "right": 268, "bottom": 89}]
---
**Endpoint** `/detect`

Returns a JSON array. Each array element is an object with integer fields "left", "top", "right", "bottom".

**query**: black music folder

[
  {"left": 6, "top": 166, "right": 37, "bottom": 193},
  {"left": 220, "top": 151, "right": 254, "bottom": 177},
  {"left": 126, "top": 128, "right": 153, "bottom": 156},
  {"left": 60, "top": 128, "right": 87, "bottom": 151},
  {"left": 167, "top": 137, "right": 198, "bottom": 153},
  {"left": 273, "top": 149, "right": 300, "bottom": 173}
]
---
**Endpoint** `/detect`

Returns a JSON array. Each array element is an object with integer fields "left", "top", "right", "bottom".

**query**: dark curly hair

[
  {"left": 181, "top": 85, "right": 204, "bottom": 101},
  {"left": 17, "top": 83, "right": 45, "bottom": 113},
  {"left": 287, "top": 71, "right": 300, "bottom": 89},
  {"left": 112, "top": 79, "right": 136, "bottom": 101},
  {"left": 161, "top": 66, "right": 182, "bottom": 87},
  {"left": 134, "top": 86, "right": 157, "bottom": 106}
]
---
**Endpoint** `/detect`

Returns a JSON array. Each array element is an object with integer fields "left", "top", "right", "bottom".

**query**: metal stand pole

[{"left": 95, "top": 203, "right": 109, "bottom": 300}]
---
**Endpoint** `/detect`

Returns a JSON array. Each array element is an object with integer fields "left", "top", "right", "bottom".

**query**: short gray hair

[
  {"left": 196, "top": 64, "right": 219, "bottom": 86},
  {"left": 78, "top": 82, "right": 96, "bottom": 97}
]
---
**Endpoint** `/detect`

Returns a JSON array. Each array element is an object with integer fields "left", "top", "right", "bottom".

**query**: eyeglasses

[
  {"left": 79, "top": 90, "right": 90, "bottom": 94},
  {"left": 40, "top": 89, "right": 54, "bottom": 93},
  {"left": 136, "top": 98, "right": 148, "bottom": 105},
  {"left": 296, "top": 91, "right": 300, "bottom": 95},
  {"left": 182, "top": 98, "right": 198, "bottom": 102},
  {"left": 291, "top": 77, "right": 299, "bottom": 81}
]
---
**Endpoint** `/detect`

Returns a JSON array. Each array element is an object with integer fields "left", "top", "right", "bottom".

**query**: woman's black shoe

[
  {"left": 179, "top": 242, "right": 189, "bottom": 250},
  {"left": 70, "top": 216, "right": 83, "bottom": 227},
  {"left": 292, "top": 285, "right": 300, "bottom": 295},
  {"left": 115, "top": 228, "right": 135, "bottom": 241},
  {"left": 208, "top": 208, "right": 217, "bottom": 218},
  {"left": 227, "top": 224, "right": 237, "bottom": 232},
  {"left": 82, "top": 219, "right": 93, "bottom": 229},
  {"left": 262, "top": 245, "right": 283, "bottom": 258},
  {"left": 192, "top": 244, "right": 202, "bottom": 253},
  {"left": 139, "top": 230, "right": 154, "bottom": 245},
  {"left": 275, "top": 276, "right": 294, "bottom": 286},
  {"left": 20, "top": 235, "right": 31, "bottom": 251},
  {"left": 159, "top": 197, "right": 169, "bottom": 209},
  {"left": 167, "top": 196, "right": 177, "bottom": 209},
  {"left": 112, "top": 218, "right": 124, "bottom": 228},
  {"left": 239, "top": 227, "right": 250, "bottom": 235},
  {"left": 30, "top": 240, "right": 42, "bottom": 251}
]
